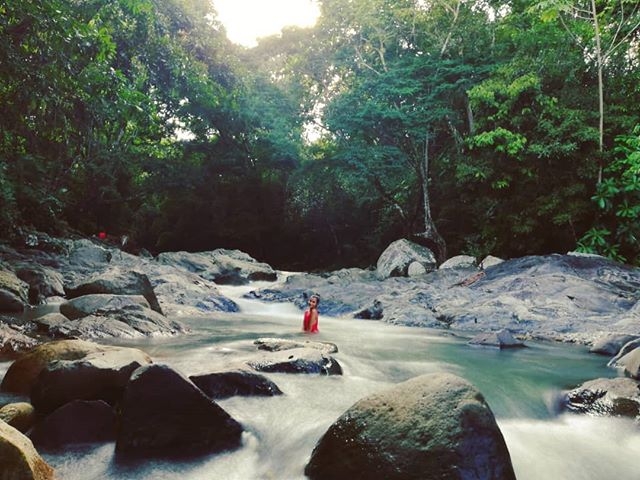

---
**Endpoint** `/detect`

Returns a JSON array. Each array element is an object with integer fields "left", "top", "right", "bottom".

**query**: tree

[{"left": 533, "top": 0, "right": 640, "bottom": 182}]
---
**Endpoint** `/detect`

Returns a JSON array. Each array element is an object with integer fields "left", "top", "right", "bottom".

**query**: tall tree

[{"left": 534, "top": 0, "right": 640, "bottom": 182}]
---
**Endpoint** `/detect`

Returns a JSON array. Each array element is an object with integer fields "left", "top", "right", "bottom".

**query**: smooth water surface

[{"left": 9, "top": 281, "right": 639, "bottom": 479}]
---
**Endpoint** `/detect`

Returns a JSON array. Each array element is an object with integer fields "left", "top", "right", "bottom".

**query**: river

[{"left": 3, "top": 280, "right": 640, "bottom": 479}]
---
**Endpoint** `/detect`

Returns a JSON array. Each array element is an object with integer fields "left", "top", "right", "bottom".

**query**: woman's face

[{"left": 309, "top": 297, "right": 318, "bottom": 308}]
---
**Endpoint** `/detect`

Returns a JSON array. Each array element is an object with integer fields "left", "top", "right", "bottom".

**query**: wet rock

[
  {"left": 246, "top": 347, "right": 342, "bottom": 375},
  {"left": 0, "top": 323, "right": 39, "bottom": 357},
  {"left": 608, "top": 338, "right": 640, "bottom": 367},
  {"left": 0, "top": 339, "right": 136, "bottom": 395},
  {"left": 116, "top": 364, "right": 243, "bottom": 458},
  {"left": 0, "top": 420, "right": 55, "bottom": 480},
  {"left": 0, "top": 402, "right": 36, "bottom": 433},
  {"left": 59, "top": 294, "right": 150, "bottom": 320},
  {"left": 407, "top": 261, "right": 427, "bottom": 277},
  {"left": 353, "top": 300, "right": 383, "bottom": 320},
  {"left": 30, "top": 346, "right": 152, "bottom": 413},
  {"left": 66, "top": 239, "right": 112, "bottom": 271},
  {"left": 65, "top": 267, "right": 163, "bottom": 314},
  {"left": 479, "top": 255, "right": 504, "bottom": 270},
  {"left": 0, "top": 269, "right": 29, "bottom": 312},
  {"left": 468, "top": 329, "right": 525, "bottom": 349},
  {"left": 616, "top": 348, "right": 640, "bottom": 379},
  {"left": 150, "top": 271, "right": 239, "bottom": 316},
  {"left": 376, "top": 239, "right": 436, "bottom": 279},
  {"left": 440, "top": 255, "right": 477, "bottom": 270},
  {"left": 564, "top": 377, "right": 640, "bottom": 418},
  {"left": 190, "top": 369, "right": 283, "bottom": 400},
  {"left": 305, "top": 372, "right": 516, "bottom": 480},
  {"left": 254, "top": 338, "right": 338, "bottom": 354},
  {"left": 156, "top": 249, "right": 276, "bottom": 285},
  {"left": 15, "top": 263, "right": 65, "bottom": 305},
  {"left": 29, "top": 400, "right": 117, "bottom": 449},
  {"left": 590, "top": 333, "right": 640, "bottom": 356}
]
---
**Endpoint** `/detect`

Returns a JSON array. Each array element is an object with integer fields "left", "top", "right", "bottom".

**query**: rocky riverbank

[{"left": 1, "top": 233, "right": 640, "bottom": 479}]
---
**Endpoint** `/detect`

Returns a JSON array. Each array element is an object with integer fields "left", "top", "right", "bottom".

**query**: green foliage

[
  {"left": 1, "top": 0, "right": 639, "bottom": 270},
  {"left": 578, "top": 126, "right": 640, "bottom": 264}
]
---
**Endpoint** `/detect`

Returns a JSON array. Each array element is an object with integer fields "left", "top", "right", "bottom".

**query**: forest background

[{"left": 1, "top": 0, "right": 639, "bottom": 270}]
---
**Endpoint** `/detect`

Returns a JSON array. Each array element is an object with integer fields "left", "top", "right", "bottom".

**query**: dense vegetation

[{"left": 1, "top": 0, "right": 639, "bottom": 269}]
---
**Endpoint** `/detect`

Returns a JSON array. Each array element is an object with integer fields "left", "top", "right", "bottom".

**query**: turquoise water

[{"left": 4, "top": 282, "right": 639, "bottom": 479}]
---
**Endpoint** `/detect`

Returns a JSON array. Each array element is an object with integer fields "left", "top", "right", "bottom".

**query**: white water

[{"left": 5, "top": 280, "right": 640, "bottom": 479}]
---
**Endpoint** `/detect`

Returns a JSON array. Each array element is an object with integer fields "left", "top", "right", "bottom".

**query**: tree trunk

[
  {"left": 416, "top": 134, "right": 446, "bottom": 263},
  {"left": 591, "top": 0, "right": 604, "bottom": 184}
]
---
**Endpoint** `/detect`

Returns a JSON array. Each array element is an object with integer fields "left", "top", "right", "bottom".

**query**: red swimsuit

[{"left": 303, "top": 309, "right": 319, "bottom": 333}]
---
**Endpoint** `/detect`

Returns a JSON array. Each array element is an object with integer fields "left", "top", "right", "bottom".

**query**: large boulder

[
  {"left": 616, "top": 347, "right": 640, "bottom": 379},
  {"left": 608, "top": 338, "right": 640, "bottom": 367},
  {"left": 0, "top": 402, "right": 36, "bottom": 433},
  {"left": 150, "top": 271, "right": 239, "bottom": 316},
  {"left": 65, "top": 267, "right": 163, "bottom": 314},
  {"left": 1, "top": 339, "right": 132, "bottom": 394},
  {"left": 59, "top": 293, "right": 150, "bottom": 320},
  {"left": 30, "top": 346, "right": 152, "bottom": 413},
  {"left": 156, "top": 249, "right": 276, "bottom": 285},
  {"left": 29, "top": 400, "right": 117, "bottom": 449},
  {"left": 590, "top": 333, "right": 640, "bottom": 356},
  {"left": 0, "top": 269, "right": 29, "bottom": 312},
  {"left": 376, "top": 239, "right": 437, "bottom": 279},
  {"left": 14, "top": 263, "right": 65, "bottom": 305},
  {"left": 246, "top": 347, "right": 343, "bottom": 375},
  {"left": 440, "top": 255, "right": 477, "bottom": 270},
  {"left": 116, "top": 364, "right": 243, "bottom": 458},
  {"left": 564, "top": 377, "right": 640, "bottom": 418},
  {"left": 35, "top": 305, "right": 185, "bottom": 340},
  {"left": 190, "top": 369, "right": 283, "bottom": 400},
  {"left": 305, "top": 373, "right": 516, "bottom": 480},
  {"left": 0, "top": 420, "right": 55, "bottom": 480},
  {"left": 66, "top": 239, "right": 112, "bottom": 270}
]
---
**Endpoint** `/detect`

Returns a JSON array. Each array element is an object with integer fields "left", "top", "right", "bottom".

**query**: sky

[{"left": 212, "top": 0, "right": 320, "bottom": 47}]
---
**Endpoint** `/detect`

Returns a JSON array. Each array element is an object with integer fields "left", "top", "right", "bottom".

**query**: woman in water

[{"left": 303, "top": 294, "right": 320, "bottom": 333}]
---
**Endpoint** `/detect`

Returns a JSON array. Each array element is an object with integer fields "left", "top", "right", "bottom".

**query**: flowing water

[{"left": 3, "top": 280, "right": 640, "bottom": 479}]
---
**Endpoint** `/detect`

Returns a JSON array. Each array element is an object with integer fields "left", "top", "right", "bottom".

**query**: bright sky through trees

[{"left": 212, "top": 0, "right": 320, "bottom": 47}]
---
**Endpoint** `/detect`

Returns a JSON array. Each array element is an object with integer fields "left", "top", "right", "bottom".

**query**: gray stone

[
  {"left": 0, "top": 269, "right": 29, "bottom": 312},
  {"left": 440, "top": 255, "right": 477, "bottom": 270},
  {"left": 15, "top": 263, "right": 65, "bottom": 304},
  {"left": 246, "top": 347, "right": 342, "bottom": 375},
  {"left": 0, "top": 323, "right": 38, "bottom": 357},
  {"left": 469, "top": 329, "right": 525, "bottom": 349},
  {"left": 116, "top": 364, "right": 243, "bottom": 458},
  {"left": 30, "top": 346, "right": 152, "bottom": 413},
  {"left": 0, "top": 339, "right": 139, "bottom": 395},
  {"left": 59, "top": 294, "right": 150, "bottom": 320},
  {"left": 156, "top": 249, "right": 276, "bottom": 285},
  {"left": 190, "top": 369, "right": 283, "bottom": 400},
  {"left": 407, "top": 261, "right": 427, "bottom": 277},
  {"left": 65, "top": 267, "right": 163, "bottom": 314},
  {"left": 480, "top": 255, "right": 504, "bottom": 270},
  {"left": 564, "top": 377, "right": 640, "bottom": 418},
  {"left": 617, "top": 347, "right": 640, "bottom": 379},
  {"left": 254, "top": 338, "right": 338, "bottom": 354},
  {"left": 376, "top": 239, "right": 436, "bottom": 279},
  {"left": 590, "top": 333, "right": 640, "bottom": 356},
  {"left": 305, "top": 372, "right": 516, "bottom": 480}
]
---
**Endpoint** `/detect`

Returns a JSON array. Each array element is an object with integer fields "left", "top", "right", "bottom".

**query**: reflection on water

[{"left": 6, "top": 282, "right": 637, "bottom": 479}]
